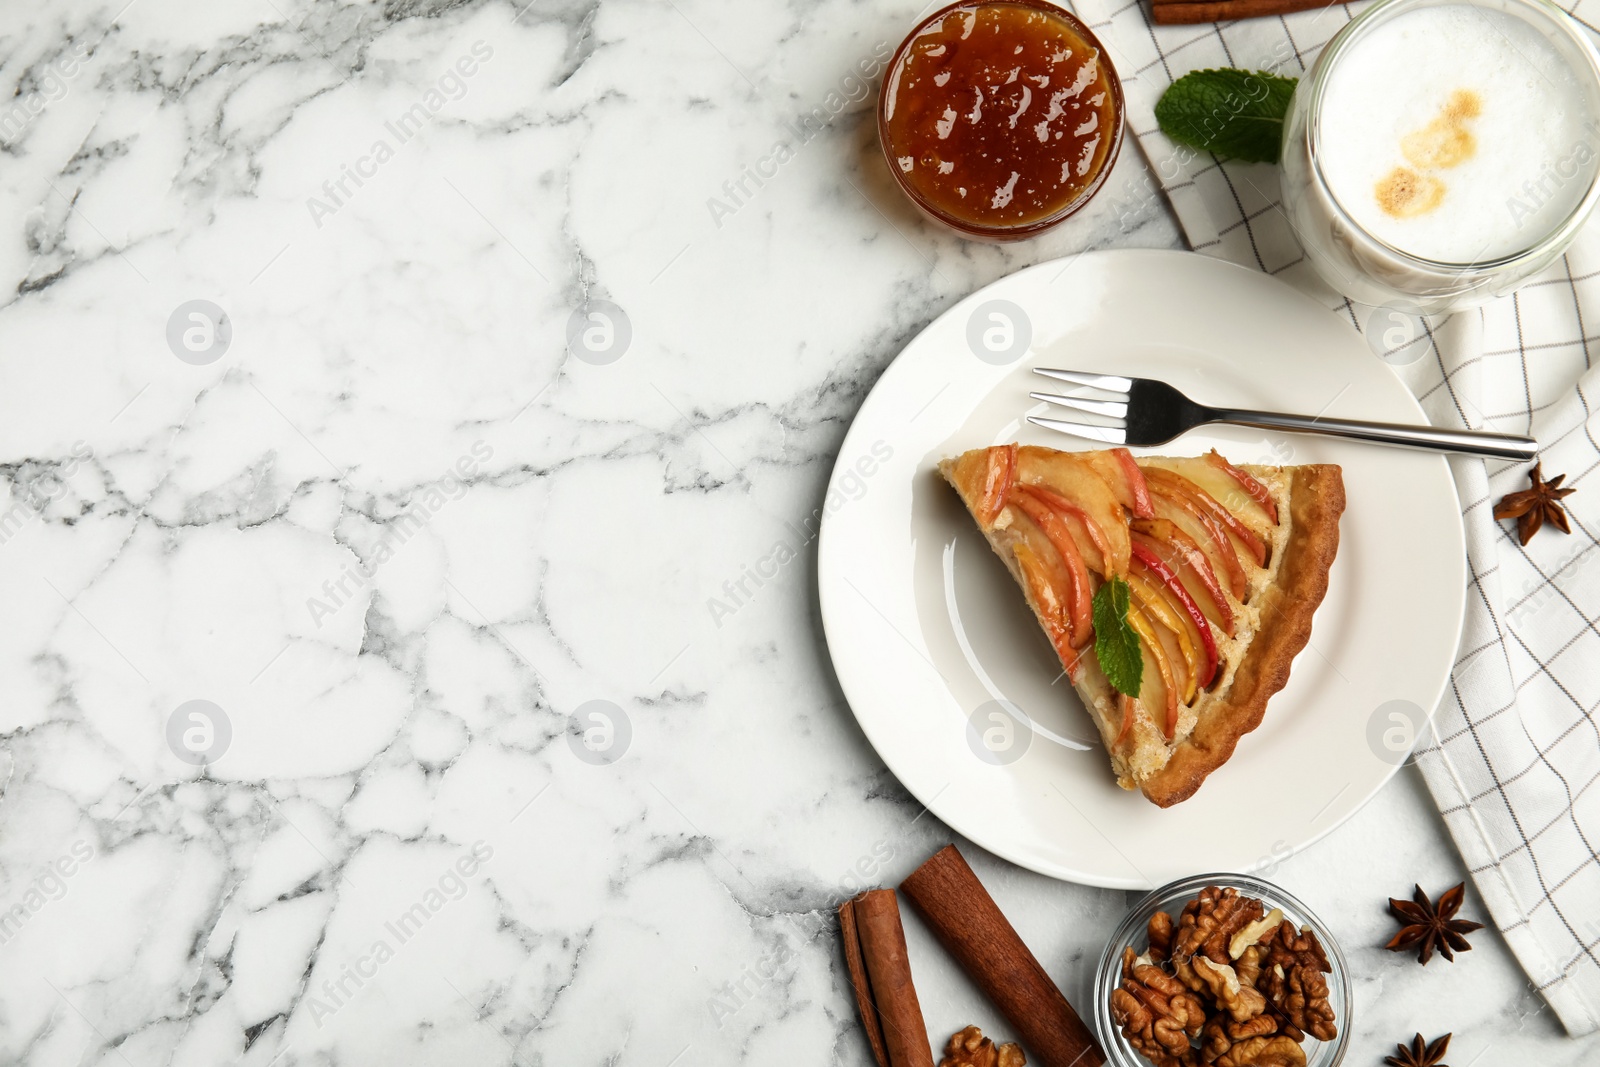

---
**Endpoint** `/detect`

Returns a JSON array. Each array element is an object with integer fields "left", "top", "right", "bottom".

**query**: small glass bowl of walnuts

[{"left": 1092, "top": 874, "right": 1351, "bottom": 1067}]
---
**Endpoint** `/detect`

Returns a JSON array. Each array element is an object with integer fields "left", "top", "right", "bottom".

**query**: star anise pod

[
  {"left": 1494, "top": 462, "right": 1576, "bottom": 545},
  {"left": 1385, "top": 882, "right": 1484, "bottom": 964},
  {"left": 1384, "top": 1032, "right": 1452, "bottom": 1067}
]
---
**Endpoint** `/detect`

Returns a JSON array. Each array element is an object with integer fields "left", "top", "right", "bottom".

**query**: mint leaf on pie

[
  {"left": 1154, "top": 68, "right": 1298, "bottom": 164},
  {"left": 1092, "top": 576, "right": 1142, "bottom": 697}
]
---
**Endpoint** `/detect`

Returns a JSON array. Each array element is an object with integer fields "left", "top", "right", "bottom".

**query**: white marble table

[{"left": 1, "top": 1, "right": 1596, "bottom": 1064}]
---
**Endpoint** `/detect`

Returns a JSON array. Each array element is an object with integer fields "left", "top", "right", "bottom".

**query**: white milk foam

[{"left": 1319, "top": 4, "right": 1598, "bottom": 262}]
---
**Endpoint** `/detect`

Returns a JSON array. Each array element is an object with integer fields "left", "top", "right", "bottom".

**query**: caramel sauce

[{"left": 881, "top": 2, "right": 1118, "bottom": 230}]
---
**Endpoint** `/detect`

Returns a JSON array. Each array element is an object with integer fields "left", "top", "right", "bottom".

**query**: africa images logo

[
  {"left": 306, "top": 841, "right": 494, "bottom": 1026},
  {"left": 704, "top": 440, "right": 892, "bottom": 627},
  {"left": 306, "top": 41, "right": 494, "bottom": 229},
  {"left": 704, "top": 42, "right": 893, "bottom": 229},
  {"left": 0, "top": 840, "right": 95, "bottom": 945},
  {"left": 305, "top": 441, "right": 493, "bottom": 627}
]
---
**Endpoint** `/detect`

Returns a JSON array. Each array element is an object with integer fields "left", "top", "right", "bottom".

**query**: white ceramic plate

[{"left": 818, "top": 249, "right": 1466, "bottom": 889}]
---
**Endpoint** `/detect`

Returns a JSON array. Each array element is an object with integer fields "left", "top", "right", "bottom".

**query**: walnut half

[
  {"left": 1259, "top": 922, "right": 1337, "bottom": 1042},
  {"left": 1213, "top": 1034, "right": 1306, "bottom": 1067},
  {"left": 1175, "top": 887, "right": 1267, "bottom": 968},
  {"left": 1112, "top": 946, "right": 1207, "bottom": 1064},
  {"left": 939, "top": 1025, "right": 1024, "bottom": 1067},
  {"left": 1201, "top": 1014, "right": 1278, "bottom": 1063},
  {"left": 1191, "top": 956, "right": 1267, "bottom": 1023},
  {"left": 1228, "top": 908, "right": 1285, "bottom": 959}
]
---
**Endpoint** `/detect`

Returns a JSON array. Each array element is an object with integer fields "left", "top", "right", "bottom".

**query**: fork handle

[{"left": 1213, "top": 408, "right": 1539, "bottom": 461}]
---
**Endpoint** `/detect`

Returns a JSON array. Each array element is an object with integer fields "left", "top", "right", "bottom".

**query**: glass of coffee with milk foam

[{"left": 1280, "top": 0, "right": 1600, "bottom": 313}]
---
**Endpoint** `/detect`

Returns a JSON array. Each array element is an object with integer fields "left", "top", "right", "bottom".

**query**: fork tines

[
  {"left": 1028, "top": 367, "right": 1131, "bottom": 445},
  {"left": 1032, "top": 368, "right": 1133, "bottom": 392}
]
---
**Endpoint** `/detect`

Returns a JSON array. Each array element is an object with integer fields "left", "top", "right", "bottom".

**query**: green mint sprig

[
  {"left": 1092, "top": 576, "right": 1143, "bottom": 698},
  {"left": 1154, "top": 68, "right": 1298, "bottom": 164}
]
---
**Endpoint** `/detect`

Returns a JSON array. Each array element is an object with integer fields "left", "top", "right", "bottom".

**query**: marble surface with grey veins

[{"left": 0, "top": 0, "right": 1595, "bottom": 1064}]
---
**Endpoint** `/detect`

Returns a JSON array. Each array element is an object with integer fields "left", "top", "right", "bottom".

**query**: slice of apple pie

[{"left": 941, "top": 444, "right": 1345, "bottom": 807}]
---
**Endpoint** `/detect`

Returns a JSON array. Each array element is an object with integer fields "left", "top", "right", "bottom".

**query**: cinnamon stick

[
  {"left": 838, "top": 890, "right": 935, "bottom": 1067},
  {"left": 901, "top": 846, "right": 1103, "bottom": 1067},
  {"left": 1152, "top": 0, "right": 1340, "bottom": 23}
]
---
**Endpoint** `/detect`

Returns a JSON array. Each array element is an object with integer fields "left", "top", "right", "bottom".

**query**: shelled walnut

[
  {"left": 1148, "top": 910, "right": 1176, "bottom": 963},
  {"left": 1201, "top": 1012, "right": 1277, "bottom": 1059},
  {"left": 1110, "top": 887, "right": 1337, "bottom": 1067},
  {"left": 1176, "top": 887, "right": 1267, "bottom": 966},
  {"left": 1191, "top": 956, "right": 1266, "bottom": 1022},
  {"left": 1212, "top": 1035, "right": 1306, "bottom": 1067},
  {"left": 1110, "top": 947, "right": 1207, "bottom": 1063},
  {"left": 1234, "top": 945, "right": 1264, "bottom": 990},
  {"left": 939, "top": 1025, "right": 1025, "bottom": 1067},
  {"left": 1259, "top": 922, "right": 1337, "bottom": 1042}
]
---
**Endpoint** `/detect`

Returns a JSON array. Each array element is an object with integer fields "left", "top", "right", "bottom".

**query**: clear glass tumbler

[{"left": 1278, "top": 0, "right": 1600, "bottom": 314}]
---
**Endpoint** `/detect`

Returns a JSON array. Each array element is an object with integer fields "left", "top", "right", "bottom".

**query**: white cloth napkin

[{"left": 1066, "top": 0, "right": 1600, "bottom": 1033}]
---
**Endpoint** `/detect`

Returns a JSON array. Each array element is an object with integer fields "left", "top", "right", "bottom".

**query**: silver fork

[{"left": 1028, "top": 368, "right": 1538, "bottom": 461}]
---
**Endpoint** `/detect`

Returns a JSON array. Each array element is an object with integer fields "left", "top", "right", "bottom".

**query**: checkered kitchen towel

[{"left": 1064, "top": 0, "right": 1600, "bottom": 1033}]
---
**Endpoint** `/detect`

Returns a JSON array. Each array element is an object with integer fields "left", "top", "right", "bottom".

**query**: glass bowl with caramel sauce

[{"left": 878, "top": 0, "right": 1124, "bottom": 240}]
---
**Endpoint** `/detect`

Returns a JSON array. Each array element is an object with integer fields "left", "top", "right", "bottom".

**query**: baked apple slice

[
  {"left": 1014, "top": 448, "right": 1131, "bottom": 576},
  {"left": 1206, "top": 449, "right": 1278, "bottom": 525},
  {"left": 1147, "top": 484, "right": 1248, "bottom": 601},
  {"left": 1131, "top": 518, "right": 1235, "bottom": 635},
  {"left": 1127, "top": 572, "right": 1199, "bottom": 703},
  {"left": 1130, "top": 541, "right": 1220, "bottom": 686},
  {"left": 1141, "top": 464, "right": 1270, "bottom": 567},
  {"left": 1080, "top": 447, "right": 1155, "bottom": 519},
  {"left": 1008, "top": 487, "right": 1094, "bottom": 648}
]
